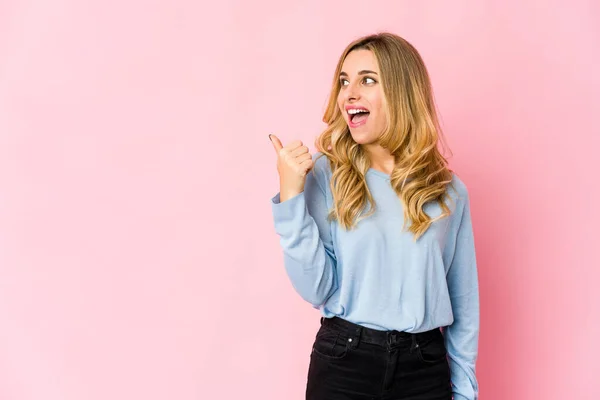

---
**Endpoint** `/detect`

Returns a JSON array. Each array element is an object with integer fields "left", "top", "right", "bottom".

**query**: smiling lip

[{"left": 345, "top": 105, "right": 370, "bottom": 128}]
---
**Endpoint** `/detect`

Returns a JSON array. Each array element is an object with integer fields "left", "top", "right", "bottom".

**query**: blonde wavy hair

[{"left": 314, "top": 32, "right": 455, "bottom": 241}]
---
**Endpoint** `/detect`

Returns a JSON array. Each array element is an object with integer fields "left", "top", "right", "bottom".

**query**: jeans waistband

[{"left": 321, "top": 316, "right": 442, "bottom": 349}]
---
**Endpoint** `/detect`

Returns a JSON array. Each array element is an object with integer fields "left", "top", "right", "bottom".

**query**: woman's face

[{"left": 337, "top": 49, "right": 387, "bottom": 145}]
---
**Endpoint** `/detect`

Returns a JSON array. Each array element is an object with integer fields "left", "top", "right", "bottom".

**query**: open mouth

[{"left": 347, "top": 108, "right": 370, "bottom": 126}]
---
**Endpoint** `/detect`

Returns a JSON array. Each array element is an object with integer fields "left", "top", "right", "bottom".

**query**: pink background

[{"left": 1, "top": 1, "right": 599, "bottom": 399}]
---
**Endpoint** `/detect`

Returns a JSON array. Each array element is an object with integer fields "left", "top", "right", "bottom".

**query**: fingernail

[{"left": 268, "top": 134, "right": 272, "bottom": 141}]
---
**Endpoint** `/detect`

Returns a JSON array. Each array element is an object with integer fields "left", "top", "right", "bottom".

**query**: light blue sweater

[{"left": 270, "top": 152, "right": 480, "bottom": 400}]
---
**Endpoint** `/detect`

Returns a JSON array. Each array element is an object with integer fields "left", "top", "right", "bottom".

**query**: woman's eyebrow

[{"left": 339, "top": 70, "right": 379, "bottom": 77}]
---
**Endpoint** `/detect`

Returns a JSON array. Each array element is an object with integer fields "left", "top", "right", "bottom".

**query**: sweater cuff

[
  {"left": 271, "top": 191, "right": 307, "bottom": 232},
  {"left": 271, "top": 191, "right": 305, "bottom": 210},
  {"left": 452, "top": 394, "right": 472, "bottom": 400}
]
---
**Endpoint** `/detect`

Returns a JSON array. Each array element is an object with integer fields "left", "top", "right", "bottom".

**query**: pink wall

[{"left": 1, "top": 1, "right": 598, "bottom": 399}]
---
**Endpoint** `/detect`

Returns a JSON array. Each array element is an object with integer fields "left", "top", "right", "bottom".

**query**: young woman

[{"left": 269, "top": 32, "right": 479, "bottom": 400}]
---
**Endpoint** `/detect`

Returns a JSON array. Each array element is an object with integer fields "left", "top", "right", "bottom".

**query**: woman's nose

[{"left": 344, "top": 84, "right": 360, "bottom": 101}]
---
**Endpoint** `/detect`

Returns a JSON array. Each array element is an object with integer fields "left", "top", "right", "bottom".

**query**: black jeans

[{"left": 306, "top": 317, "right": 452, "bottom": 400}]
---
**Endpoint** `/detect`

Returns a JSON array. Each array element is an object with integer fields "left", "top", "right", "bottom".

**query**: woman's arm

[
  {"left": 271, "top": 156, "right": 338, "bottom": 307},
  {"left": 444, "top": 191, "right": 480, "bottom": 400}
]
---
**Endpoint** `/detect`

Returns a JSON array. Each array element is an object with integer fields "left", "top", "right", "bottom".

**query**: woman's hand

[{"left": 269, "top": 134, "right": 314, "bottom": 202}]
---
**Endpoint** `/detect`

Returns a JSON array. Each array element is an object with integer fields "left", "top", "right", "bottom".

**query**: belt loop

[
  {"left": 389, "top": 332, "right": 397, "bottom": 345},
  {"left": 410, "top": 334, "right": 418, "bottom": 353}
]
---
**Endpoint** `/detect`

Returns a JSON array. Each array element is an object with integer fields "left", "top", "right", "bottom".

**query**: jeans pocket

[
  {"left": 416, "top": 332, "right": 447, "bottom": 364},
  {"left": 312, "top": 327, "right": 349, "bottom": 360}
]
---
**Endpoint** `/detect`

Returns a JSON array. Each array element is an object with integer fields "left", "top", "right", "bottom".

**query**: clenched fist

[{"left": 269, "top": 134, "right": 314, "bottom": 202}]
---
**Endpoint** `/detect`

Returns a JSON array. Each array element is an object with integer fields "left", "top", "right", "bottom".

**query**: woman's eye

[{"left": 340, "top": 77, "right": 376, "bottom": 86}]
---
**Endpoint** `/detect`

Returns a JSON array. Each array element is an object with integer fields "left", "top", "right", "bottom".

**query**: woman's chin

[{"left": 349, "top": 130, "right": 376, "bottom": 145}]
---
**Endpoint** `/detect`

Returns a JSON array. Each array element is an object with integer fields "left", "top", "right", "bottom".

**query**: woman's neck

[{"left": 363, "top": 143, "right": 395, "bottom": 175}]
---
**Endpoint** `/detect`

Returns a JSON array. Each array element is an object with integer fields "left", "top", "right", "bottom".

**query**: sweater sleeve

[
  {"left": 270, "top": 159, "right": 338, "bottom": 307},
  {"left": 444, "top": 192, "right": 480, "bottom": 400}
]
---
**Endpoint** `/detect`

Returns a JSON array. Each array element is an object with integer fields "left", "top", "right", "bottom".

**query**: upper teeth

[{"left": 348, "top": 109, "right": 368, "bottom": 115}]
